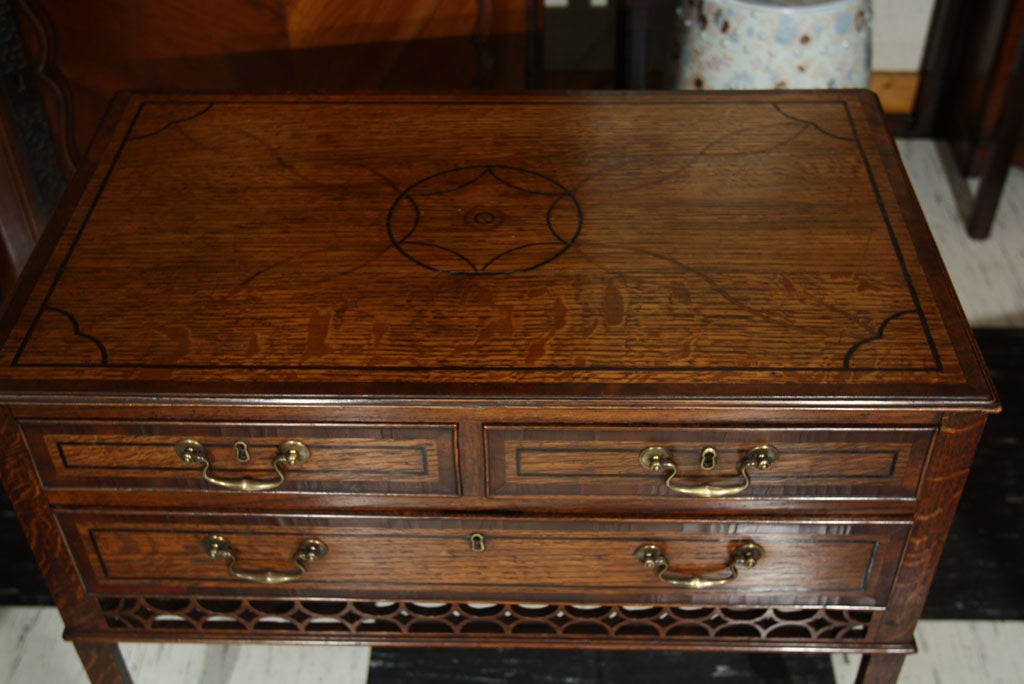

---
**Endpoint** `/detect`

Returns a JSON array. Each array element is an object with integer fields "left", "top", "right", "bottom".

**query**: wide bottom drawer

[{"left": 60, "top": 512, "right": 909, "bottom": 607}]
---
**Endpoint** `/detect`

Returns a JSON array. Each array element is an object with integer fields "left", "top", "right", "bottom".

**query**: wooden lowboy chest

[{"left": 0, "top": 92, "right": 998, "bottom": 683}]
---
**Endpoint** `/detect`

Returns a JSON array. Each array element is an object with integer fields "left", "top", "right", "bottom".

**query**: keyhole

[
  {"left": 700, "top": 447, "right": 717, "bottom": 471},
  {"left": 469, "top": 533, "right": 486, "bottom": 552},
  {"left": 233, "top": 441, "right": 252, "bottom": 463}
]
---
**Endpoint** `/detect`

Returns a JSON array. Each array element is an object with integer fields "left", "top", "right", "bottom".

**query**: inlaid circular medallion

[{"left": 387, "top": 165, "right": 583, "bottom": 275}]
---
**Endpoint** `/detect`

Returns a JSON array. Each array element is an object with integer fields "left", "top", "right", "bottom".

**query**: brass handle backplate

[
  {"left": 176, "top": 439, "right": 310, "bottom": 491},
  {"left": 202, "top": 535, "right": 327, "bottom": 584},
  {"left": 634, "top": 542, "right": 764, "bottom": 589},
  {"left": 639, "top": 444, "right": 778, "bottom": 498}
]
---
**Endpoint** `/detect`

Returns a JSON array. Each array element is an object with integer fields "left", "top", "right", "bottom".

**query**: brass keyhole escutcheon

[
  {"left": 469, "top": 533, "right": 487, "bottom": 552},
  {"left": 699, "top": 447, "right": 717, "bottom": 471},
  {"left": 234, "top": 441, "right": 252, "bottom": 463}
]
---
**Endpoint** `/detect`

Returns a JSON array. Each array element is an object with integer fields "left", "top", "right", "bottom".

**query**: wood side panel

[
  {"left": 870, "top": 413, "right": 988, "bottom": 644},
  {"left": 0, "top": 408, "right": 110, "bottom": 633}
]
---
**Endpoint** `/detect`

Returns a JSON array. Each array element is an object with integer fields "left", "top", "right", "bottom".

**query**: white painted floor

[
  {"left": 896, "top": 139, "right": 1024, "bottom": 328},
  {"left": 0, "top": 140, "right": 1021, "bottom": 684},
  {"left": 0, "top": 606, "right": 369, "bottom": 684}
]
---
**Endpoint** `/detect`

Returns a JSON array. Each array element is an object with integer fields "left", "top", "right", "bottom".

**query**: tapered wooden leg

[
  {"left": 74, "top": 642, "right": 133, "bottom": 684},
  {"left": 855, "top": 653, "right": 905, "bottom": 684}
]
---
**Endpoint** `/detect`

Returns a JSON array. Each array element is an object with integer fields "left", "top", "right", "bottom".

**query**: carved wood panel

[{"left": 98, "top": 596, "right": 876, "bottom": 644}]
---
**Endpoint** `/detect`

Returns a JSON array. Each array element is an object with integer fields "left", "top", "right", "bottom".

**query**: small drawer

[
  {"left": 23, "top": 421, "right": 458, "bottom": 496},
  {"left": 60, "top": 512, "right": 907, "bottom": 607},
  {"left": 486, "top": 426, "right": 934, "bottom": 501}
]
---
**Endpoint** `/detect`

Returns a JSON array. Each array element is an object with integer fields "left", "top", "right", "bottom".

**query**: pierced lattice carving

[{"left": 99, "top": 598, "right": 873, "bottom": 641}]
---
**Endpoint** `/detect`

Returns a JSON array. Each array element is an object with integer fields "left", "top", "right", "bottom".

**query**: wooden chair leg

[
  {"left": 74, "top": 642, "right": 133, "bottom": 684},
  {"left": 855, "top": 653, "right": 906, "bottom": 684},
  {"left": 966, "top": 23, "right": 1024, "bottom": 239}
]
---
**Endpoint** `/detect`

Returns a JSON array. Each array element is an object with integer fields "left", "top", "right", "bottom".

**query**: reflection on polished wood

[{"left": 10, "top": 0, "right": 540, "bottom": 176}]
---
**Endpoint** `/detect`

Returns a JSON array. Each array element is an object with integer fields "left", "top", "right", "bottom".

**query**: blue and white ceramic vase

[{"left": 672, "top": 0, "right": 872, "bottom": 90}]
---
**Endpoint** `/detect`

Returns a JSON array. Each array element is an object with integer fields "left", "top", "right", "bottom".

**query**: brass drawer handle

[
  {"left": 203, "top": 535, "right": 327, "bottom": 584},
  {"left": 639, "top": 444, "right": 778, "bottom": 497},
  {"left": 175, "top": 439, "right": 310, "bottom": 491},
  {"left": 635, "top": 542, "right": 764, "bottom": 589}
]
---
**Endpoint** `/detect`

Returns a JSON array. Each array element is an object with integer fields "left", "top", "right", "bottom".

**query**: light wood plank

[{"left": 871, "top": 72, "right": 921, "bottom": 115}]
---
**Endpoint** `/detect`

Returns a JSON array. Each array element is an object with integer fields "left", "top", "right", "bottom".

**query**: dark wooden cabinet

[
  {"left": 914, "top": 0, "right": 1024, "bottom": 237},
  {"left": 10, "top": 0, "right": 541, "bottom": 177},
  {"left": 0, "top": 91, "right": 997, "bottom": 683}
]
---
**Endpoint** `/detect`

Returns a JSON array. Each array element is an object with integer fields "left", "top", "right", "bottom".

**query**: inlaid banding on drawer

[
  {"left": 59, "top": 512, "right": 908, "bottom": 607},
  {"left": 485, "top": 426, "right": 934, "bottom": 501},
  {"left": 23, "top": 421, "right": 458, "bottom": 495}
]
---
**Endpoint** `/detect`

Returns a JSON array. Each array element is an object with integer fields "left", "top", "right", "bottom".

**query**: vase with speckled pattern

[{"left": 671, "top": 0, "right": 872, "bottom": 90}]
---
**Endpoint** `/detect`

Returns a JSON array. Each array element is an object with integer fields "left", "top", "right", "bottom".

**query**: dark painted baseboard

[{"left": 368, "top": 649, "right": 834, "bottom": 684}]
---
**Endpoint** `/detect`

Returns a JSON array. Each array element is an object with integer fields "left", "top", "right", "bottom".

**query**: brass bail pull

[
  {"left": 203, "top": 535, "right": 327, "bottom": 584},
  {"left": 639, "top": 444, "right": 779, "bottom": 498},
  {"left": 634, "top": 542, "right": 764, "bottom": 589},
  {"left": 176, "top": 439, "right": 311, "bottom": 491}
]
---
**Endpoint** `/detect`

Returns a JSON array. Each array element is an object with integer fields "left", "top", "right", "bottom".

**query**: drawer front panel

[
  {"left": 61, "top": 513, "right": 908, "bottom": 607},
  {"left": 24, "top": 421, "right": 458, "bottom": 496},
  {"left": 486, "top": 426, "right": 934, "bottom": 501}
]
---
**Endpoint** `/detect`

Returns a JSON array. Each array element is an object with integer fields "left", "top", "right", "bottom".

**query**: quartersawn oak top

[{"left": 0, "top": 92, "right": 997, "bottom": 406}]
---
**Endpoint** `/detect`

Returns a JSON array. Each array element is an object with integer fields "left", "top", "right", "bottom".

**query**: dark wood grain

[
  {"left": 0, "top": 408, "right": 125, "bottom": 662},
  {"left": 915, "top": 0, "right": 1024, "bottom": 175},
  {"left": 855, "top": 653, "right": 906, "bottom": 684},
  {"left": 73, "top": 643, "right": 132, "bottom": 684},
  {"left": 966, "top": 15, "right": 1024, "bottom": 238},
  {"left": 0, "top": 92, "right": 996, "bottom": 684},
  {"left": 60, "top": 512, "right": 908, "bottom": 607},
  {"left": 23, "top": 420, "right": 458, "bottom": 495},
  {"left": 912, "top": 0, "right": 1024, "bottom": 239},
  {"left": 869, "top": 413, "right": 989, "bottom": 644},
  {"left": 7, "top": 403, "right": 945, "bottom": 518},
  {"left": 0, "top": 92, "right": 997, "bottom": 405},
  {"left": 486, "top": 426, "right": 934, "bottom": 501}
]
